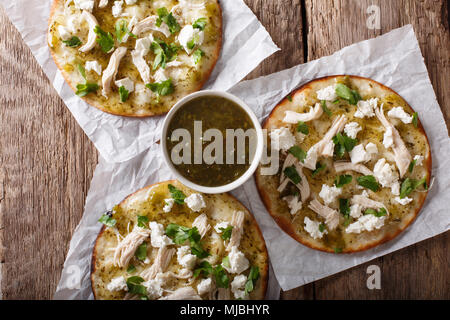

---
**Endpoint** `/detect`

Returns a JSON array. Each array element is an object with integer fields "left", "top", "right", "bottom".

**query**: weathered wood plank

[{"left": 304, "top": 0, "right": 450, "bottom": 299}]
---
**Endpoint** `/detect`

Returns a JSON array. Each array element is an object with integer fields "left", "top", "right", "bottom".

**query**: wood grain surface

[{"left": 0, "top": 0, "right": 448, "bottom": 300}]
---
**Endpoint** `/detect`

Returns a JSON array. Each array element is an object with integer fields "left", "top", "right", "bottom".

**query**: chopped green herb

[
  {"left": 193, "top": 17, "right": 207, "bottom": 30},
  {"left": 146, "top": 78, "right": 174, "bottom": 96},
  {"left": 135, "top": 243, "right": 147, "bottom": 261},
  {"left": 94, "top": 26, "right": 115, "bottom": 53},
  {"left": 333, "top": 133, "right": 357, "bottom": 157},
  {"left": 400, "top": 177, "right": 427, "bottom": 199},
  {"left": 284, "top": 165, "right": 301, "bottom": 184},
  {"left": 334, "top": 174, "right": 352, "bottom": 188},
  {"left": 364, "top": 207, "right": 387, "bottom": 217},
  {"left": 296, "top": 121, "right": 309, "bottom": 135},
  {"left": 287, "top": 95, "right": 293, "bottom": 102},
  {"left": 318, "top": 223, "right": 326, "bottom": 233},
  {"left": 408, "top": 159, "right": 417, "bottom": 173},
  {"left": 339, "top": 198, "right": 350, "bottom": 217},
  {"left": 334, "top": 247, "right": 343, "bottom": 254},
  {"left": 165, "top": 224, "right": 209, "bottom": 258},
  {"left": 213, "top": 265, "right": 229, "bottom": 288},
  {"left": 412, "top": 112, "right": 418, "bottom": 128},
  {"left": 288, "top": 146, "right": 307, "bottom": 163},
  {"left": 62, "top": 36, "right": 82, "bottom": 48},
  {"left": 77, "top": 64, "right": 86, "bottom": 80},
  {"left": 156, "top": 7, "right": 181, "bottom": 34},
  {"left": 193, "top": 261, "right": 213, "bottom": 278},
  {"left": 127, "top": 265, "right": 136, "bottom": 274},
  {"left": 167, "top": 184, "right": 186, "bottom": 204},
  {"left": 356, "top": 175, "right": 380, "bottom": 192},
  {"left": 219, "top": 226, "right": 233, "bottom": 241},
  {"left": 98, "top": 213, "right": 116, "bottom": 227},
  {"left": 137, "top": 215, "right": 149, "bottom": 228},
  {"left": 321, "top": 100, "right": 332, "bottom": 116},
  {"left": 335, "top": 83, "right": 361, "bottom": 105},
  {"left": 332, "top": 99, "right": 340, "bottom": 104},
  {"left": 119, "top": 86, "right": 130, "bottom": 102},
  {"left": 312, "top": 162, "right": 326, "bottom": 177},
  {"left": 222, "top": 256, "right": 231, "bottom": 268},
  {"left": 115, "top": 20, "right": 135, "bottom": 43},
  {"left": 244, "top": 266, "right": 260, "bottom": 295},
  {"left": 193, "top": 48, "right": 205, "bottom": 64},
  {"left": 126, "top": 276, "right": 147, "bottom": 298},
  {"left": 151, "top": 39, "right": 180, "bottom": 70},
  {"left": 76, "top": 83, "right": 99, "bottom": 97}
]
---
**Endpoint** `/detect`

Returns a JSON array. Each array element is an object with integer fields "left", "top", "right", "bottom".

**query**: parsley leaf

[
  {"left": 98, "top": 213, "right": 116, "bottom": 227},
  {"left": 213, "top": 265, "right": 229, "bottom": 289},
  {"left": 94, "top": 26, "right": 115, "bottom": 53},
  {"left": 335, "top": 174, "right": 352, "bottom": 188},
  {"left": 137, "top": 215, "right": 149, "bottom": 228},
  {"left": 357, "top": 175, "right": 380, "bottom": 192},
  {"left": 150, "top": 39, "right": 180, "bottom": 70},
  {"left": 284, "top": 165, "right": 301, "bottom": 184},
  {"left": 412, "top": 112, "right": 418, "bottom": 128},
  {"left": 321, "top": 100, "right": 332, "bottom": 116},
  {"left": 288, "top": 146, "right": 307, "bottom": 163},
  {"left": 339, "top": 198, "right": 350, "bottom": 218},
  {"left": 165, "top": 224, "right": 209, "bottom": 258},
  {"left": 193, "top": 261, "right": 213, "bottom": 278},
  {"left": 156, "top": 7, "right": 181, "bottom": 34},
  {"left": 77, "top": 64, "right": 86, "bottom": 80},
  {"left": 193, "top": 17, "right": 207, "bottom": 30},
  {"left": 312, "top": 162, "right": 326, "bottom": 177},
  {"left": 364, "top": 207, "right": 387, "bottom": 217},
  {"left": 135, "top": 243, "right": 147, "bottom": 261},
  {"left": 332, "top": 133, "right": 357, "bottom": 157},
  {"left": 219, "top": 226, "right": 233, "bottom": 241},
  {"left": 400, "top": 177, "right": 427, "bottom": 199},
  {"left": 193, "top": 48, "right": 205, "bottom": 64},
  {"left": 296, "top": 121, "right": 309, "bottom": 135},
  {"left": 119, "top": 86, "right": 130, "bottom": 102},
  {"left": 318, "top": 223, "right": 326, "bottom": 233},
  {"left": 244, "top": 266, "right": 260, "bottom": 296},
  {"left": 76, "top": 83, "right": 99, "bottom": 97},
  {"left": 146, "top": 78, "right": 174, "bottom": 96},
  {"left": 408, "top": 159, "right": 417, "bottom": 173},
  {"left": 335, "top": 83, "right": 361, "bottom": 105},
  {"left": 62, "top": 36, "right": 82, "bottom": 48},
  {"left": 167, "top": 184, "right": 186, "bottom": 204},
  {"left": 126, "top": 276, "right": 147, "bottom": 298}
]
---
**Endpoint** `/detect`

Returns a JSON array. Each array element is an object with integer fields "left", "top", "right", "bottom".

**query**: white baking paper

[
  {"left": 55, "top": 24, "right": 450, "bottom": 298},
  {"left": 0, "top": 0, "right": 279, "bottom": 163}
]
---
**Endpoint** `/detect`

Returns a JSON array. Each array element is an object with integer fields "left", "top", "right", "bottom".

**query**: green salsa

[{"left": 166, "top": 95, "right": 256, "bottom": 187}]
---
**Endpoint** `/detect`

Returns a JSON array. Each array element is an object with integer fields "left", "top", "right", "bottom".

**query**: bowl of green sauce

[{"left": 161, "top": 90, "right": 263, "bottom": 194}]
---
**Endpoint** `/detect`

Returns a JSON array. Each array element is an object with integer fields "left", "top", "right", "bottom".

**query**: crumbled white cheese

[
  {"left": 125, "top": 0, "right": 138, "bottom": 4},
  {"left": 112, "top": 1, "right": 124, "bottom": 18},
  {"left": 163, "top": 198, "right": 175, "bottom": 213},
  {"left": 295, "top": 131, "right": 306, "bottom": 144},
  {"left": 344, "top": 122, "right": 362, "bottom": 139},
  {"left": 319, "top": 184, "right": 342, "bottom": 205},
  {"left": 107, "top": 276, "right": 128, "bottom": 292},
  {"left": 185, "top": 193, "right": 206, "bottom": 212},
  {"left": 304, "top": 217, "right": 327, "bottom": 239},
  {"left": 135, "top": 35, "right": 154, "bottom": 56},
  {"left": 350, "top": 144, "right": 371, "bottom": 164},
  {"left": 149, "top": 221, "right": 173, "bottom": 247},
  {"left": 387, "top": 107, "right": 413, "bottom": 124},
  {"left": 153, "top": 68, "right": 168, "bottom": 82},
  {"left": 354, "top": 98, "right": 378, "bottom": 118},
  {"left": 178, "top": 25, "right": 204, "bottom": 54},
  {"left": 223, "top": 246, "right": 249, "bottom": 274},
  {"left": 383, "top": 127, "right": 394, "bottom": 149},
  {"left": 143, "top": 276, "right": 164, "bottom": 299},
  {"left": 115, "top": 77, "right": 135, "bottom": 92},
  {"left": 58, "top": 25, "right": 72, "bottom": 41},
  {"left": 214, "top": 221, "right": 231, "bottom": 234},
  {"left": 85, "top": 60, "right": 102, "bottom": 75},
  {"left": 316, "top": 85, "right": 337, "bottom": 101},
  {"left": 365, "top": 142, "right": 378, "bottom": 154},
  {"left": 414, "top": 155, "right": 424, "bottom": 166},
  {"left": 391, "top": 182, "right": 400, "bottom": 196},
  {"left": 73, "top": 0, "right": 95, "bottom": 11},
  {"left": 177, "top": 246, "right": 197, "bottom": 270},
  {"left": 282, "top": 195, "right": 302, "bottom": 215},
  {"left": 197, "top": 278, "right": 213, "bottom": 295},
  {"left": 345, "top": 214, "right": 386, "bottom": 233},
  {"left": 373, "top": 158, "right": 400, "bottom": 194},
  {"left": 269, "top": 127, "right": 296, "bottom": 151},
  {"left": 67, "top": 14, "right": 82, "bottom": 33},
  {"left": 350, "top": 203, "right": 363, "bottom": 218},
  {"left": 133, "top": 83, "right": 153, "bottom": 106},
  {"left": 394, "top": 196, "right": 413, "bottom": 205},
  {"left": 231, "top": 274, "right": 248, "bottom": 300}
]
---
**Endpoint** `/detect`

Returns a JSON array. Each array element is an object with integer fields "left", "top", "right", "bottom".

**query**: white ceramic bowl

[{"left": 161, "top": 90, "right": 263, "bottom": 194}]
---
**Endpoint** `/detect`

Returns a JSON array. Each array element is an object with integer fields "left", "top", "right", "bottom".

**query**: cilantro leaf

[
  {"left": 213, "top": 265, "right": 229, "bottom": 289},
  {"left": 335, "top": 83, "right": 361, "bottom": 105},
  {"left": 321, "top": 100, "right": 332, "bottom": 116},
  {"left": 222, "top": 256, "right": 231, "bottom": 268},
  {"left": 219, "top": 226, "right": 233, "bottom": 241},
  {"left": 400, "top": 177, "right": 427, "bottom": 199},
  {"left": 284, "top": 165, "right": 301, "bottom": 184},
  {"left": 408, "top": 159, "right": 417, "bottom": 173},
  {"left": 94, "top": 26, "right": 115, "bottom": 53},
  {"left": 335, "top": 174, "right": 352, "bottom": 188},
  {"left": 126, "top": 276, "right": 147, "bottom": 298},
  {"left": 244, "top": 266, "right": 260, "bottom": 295},
  {"left": 318, "top": 223, "right": 326, "bottom": 233},
  {"left": 193, "top": 261, "right": 213, "bottom": 278},
  {"left": 288, "top": 146, "right": 307, "bottom": 163},
  {"left": 412, "top": 112, "right": 418, "bottom": 128},
  {"left": 165, "top": 224, "right": 209, "bottom": 258},
  {"left": 62, "top": 36, "right": 82, "bottom": 48},
  {"left": 312, "top": 162, "right": 326, "bottom": 177},
  {"left": 193, "top": 17, "right": 207, "bottom": 30},
  {"left": 364, "top": 207, "right": 387, "bottom": 217},
  {"left": 156, "top": 7, "right": 181, "bottom": 34},
  {"left": 77, "top": 64, "right": 86, "bottom": 80},
  {"left": 167, "top": 184, "right": 186, "bottom": 204},
  {"left": 339, "top": 198, "right": 350, "bottom": 218},
  {"left": 287, "top": 95, "right": 293, "bottom": 102},
  {"left": 296, "top": 121, "right": 309, "bottom": 135},
  {"left": 357, "top": 175, "right": 380, "bottom": 192},
  {"left": 137, "top": 215, "right": 149, "bottom": 228},
  {"left": 118, "top": 86, "right": 130, "bottom": 102},
  {"left": 146, "top": 78, "right": 174, "bottom": 96},
  {"left": 115, "top": 20, "right": 135, "bottom": 43},
  {"left": 135, "top": 243, "right": 147, "bottom": 261},
  {"left": 193, "top": 48, "right": 205, "bottom": 64},
  {"left": 333, "top": 133, "right": 357, "bottom": 157},
  {"left": 76, "top": 83, "right": 99, "bottom": 97},
  {"left": 98, "top": 213, "right": 116, "bottom": 227}
]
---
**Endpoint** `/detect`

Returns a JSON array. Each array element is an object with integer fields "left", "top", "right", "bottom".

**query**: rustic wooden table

[{"left": 0, "top": 0, "right": 448, "bottom": 300}]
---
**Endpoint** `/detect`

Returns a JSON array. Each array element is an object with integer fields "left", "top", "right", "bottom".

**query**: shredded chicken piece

[
  {"left": 212, "top": 288, "right": 230, "bottom": 300},
  {"left": 159, "top": 287, "right": 202, "bottom": 300},
  {"left": 279, "top": 153, "right": 297, "bottom": 184},
  {"left": 303, "top": 115, "right": 347, "bottom": 169},
  {"left": 98, "top": 0, "right": 108, "bottom": 8},
  {"left": 192, "top": 213, "right": 211, "bottom": 238},
  {"left": 375, "top": 105, "right": 412, "bottom": 177},
  {"left": 102, "top": 47, "right": 127, "bottom": 97},
  {"left": 351, "top": 194, "right": 389, "bottom": 214},
  {"left": 79, "top": 10, "right": 99, "bottom": 53},
  {"left": 132, "top": 15, "right": 171, "bottom": 37},
  {"left": 123, "top": 293, "right": 140, "bottom": 300},
  {"left": 226, "top": 211, "right": 245, "bottom": 251},
  {"left": 131, "top": 50, "right": 151, "bottom": 83},
  {"left": 334, "top": 161, "right": 373, "bottom": 176},
  {"left": 113, "top": 226, "right": 150, "bottom": 268},
  {"left": 283, "top": 103, "right": 324, "bottom": 123},
  {"left": 141, "top": 246, "right": 175, "bottom": 281},
  {"left": 308, "top": 199, "right": 340, "bottom": 231}
]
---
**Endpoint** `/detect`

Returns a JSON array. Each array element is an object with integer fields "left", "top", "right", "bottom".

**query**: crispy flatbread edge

[
  {"left": 255, "top": 75, "right": 432, "bottom": 254},
  {"left": 91, "top": 179, "right": 269, "bottom": 300},
  {"left": 48, "top": 0, "right": 223, "bottom": 118}
]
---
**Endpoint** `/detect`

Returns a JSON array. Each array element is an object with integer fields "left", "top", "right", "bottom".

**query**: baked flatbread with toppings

[
  {"left": 91, "top": 180, "right": 268, "bottom": 300},
  {"left": 48, "top": 0, "right": 222, "bottom": 117},
  {"left": 255, "top": 75, "right": 431, "bottom": 253}
]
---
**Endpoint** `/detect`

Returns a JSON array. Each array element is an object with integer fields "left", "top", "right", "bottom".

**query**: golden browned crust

[
  {"left": 91, "top": 180, "right": 268, "bottom": 299},
  {"left": 48, "top": 0, "right": 223, "bottom": 118},
  {"left": 255, "top": 75, "right": 432, "bottom": 254}
]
